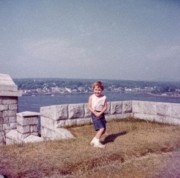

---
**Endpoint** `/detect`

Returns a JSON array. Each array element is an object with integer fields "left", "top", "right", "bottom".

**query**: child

[{"left": 88, "top": 81, "right": 107, "bottom": 148}]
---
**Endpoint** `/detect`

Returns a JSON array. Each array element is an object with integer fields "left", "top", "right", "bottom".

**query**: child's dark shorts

[{"left": 91, "top": 113, "right": 106, "bottom": 131}]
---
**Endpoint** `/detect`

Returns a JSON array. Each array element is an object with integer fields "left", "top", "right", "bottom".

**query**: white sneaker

[
  {"left": 90, "top": 137, "right": 97, "bottom": 146},
  {"left": 94, "top": 141, "right": 105, "bottom": 148}
]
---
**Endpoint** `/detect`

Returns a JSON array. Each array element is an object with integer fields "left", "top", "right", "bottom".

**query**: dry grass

[{"left": 0, "top": 118, "right": 180, "bottom": 178}]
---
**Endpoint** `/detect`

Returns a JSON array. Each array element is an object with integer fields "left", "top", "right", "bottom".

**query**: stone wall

[
  {"left": 40, "top": 101, "right": 133, "bottom": 140},
  {"left": 6, "top": 111, "right": 43, "bottom": 144},
  {"left": 0, "top": 74, "right": 21, "bottom": 144},
  {"left": 133, "top": 100, "right": 180, "bottom": 125},
  {"left": 0, "top": 96, "right": 18, "bottom": 144},
  {"left": 4, "top": 100, "right": 180, "bottom": 145},
  {"left": 40, "top": 100, "right": 180, "bottom": 140}
]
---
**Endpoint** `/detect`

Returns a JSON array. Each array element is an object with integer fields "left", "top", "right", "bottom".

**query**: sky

[{"left": 0, "top": 0, "right": 180, "bottom": 81}]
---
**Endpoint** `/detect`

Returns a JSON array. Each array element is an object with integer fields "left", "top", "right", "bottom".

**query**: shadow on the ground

[{"left": 102, "top": 131, "right": 127, "bottom": 144}]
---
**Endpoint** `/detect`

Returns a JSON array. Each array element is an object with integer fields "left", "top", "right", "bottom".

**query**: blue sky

[{"left": 0, "top": 0, "right": 180, "bottom": 81}]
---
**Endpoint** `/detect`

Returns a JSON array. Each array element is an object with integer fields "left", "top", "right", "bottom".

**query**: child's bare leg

[{"left": 95, "top": 128, "right": 105, "bottom": 139}]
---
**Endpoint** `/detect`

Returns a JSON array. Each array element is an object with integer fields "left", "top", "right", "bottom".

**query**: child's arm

[{"left": 88, "top": 95, "right": 95, "bottom": 115}]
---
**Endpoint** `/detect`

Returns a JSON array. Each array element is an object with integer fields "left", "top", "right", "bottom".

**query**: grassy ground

[{"left": 0, "top": 118, "right": 180, "bottom": 178}]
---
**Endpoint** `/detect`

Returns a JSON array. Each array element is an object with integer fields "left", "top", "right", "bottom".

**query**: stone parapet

[
  {"left": 132, "top": 100, "right": 180, "bottom": 125},
  {"left": 16, "top": 111, "right": 40, "bottom": 139},
  {"left": 6, "top": 111, "right": 41, "bottom": 144},
  {"left": 40, "top": 101, "right": 133, "bottom": 139},
  {"left": 3, "top": 100, "right": 180, "bottom": 145},
  {"left": 40, "top": 100, "right": 180, "bottom": 136}
]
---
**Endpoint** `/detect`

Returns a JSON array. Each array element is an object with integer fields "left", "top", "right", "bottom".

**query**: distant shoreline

[{"left": 147, "top": 92, "right": 180, "bottom": 99}]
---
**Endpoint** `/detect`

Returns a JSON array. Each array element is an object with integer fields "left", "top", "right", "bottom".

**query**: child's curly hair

[{"left": 92, "top": 81, "right": 104, "bottom": 91}]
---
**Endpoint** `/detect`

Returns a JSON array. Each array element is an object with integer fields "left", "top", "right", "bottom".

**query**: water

[
  {"left": 18, "top": 93, "right": 90, "bottom": 112},
  {"left": 15, "top": 78, "right": 180, "bottom": 112},
  {"left": 18, "top": 92, "right": 180, "bottom": 112}
]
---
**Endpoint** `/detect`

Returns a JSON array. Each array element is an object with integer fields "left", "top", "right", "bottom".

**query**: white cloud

[
  {"left": 22, "top": 38, "right": 87, "bottom": 62},
  {"left": 147, "top": 45, "right": 180, "bottom": 61}
]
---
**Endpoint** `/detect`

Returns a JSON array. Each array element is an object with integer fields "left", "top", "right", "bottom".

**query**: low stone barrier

[
  {"left": 40, "top": 101, "right": 133, "bottom": 139},
  {"left": 3, "top": 100, "right": 180, "bottom": 145},
  {"left": 5, "top": 100, "right": 180, "bottom": 145},
  {"left": 132, "top": 100, "right": 180, "bottom": 125},
  {"left": 16, "top": 111, "right": 39, "bottom": 139},
  {"left": 40, "top": 100, "right": 180, "bottom": 141},
  {"left": 6, "top": 111, "right": 43, "bottom": 144}
]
